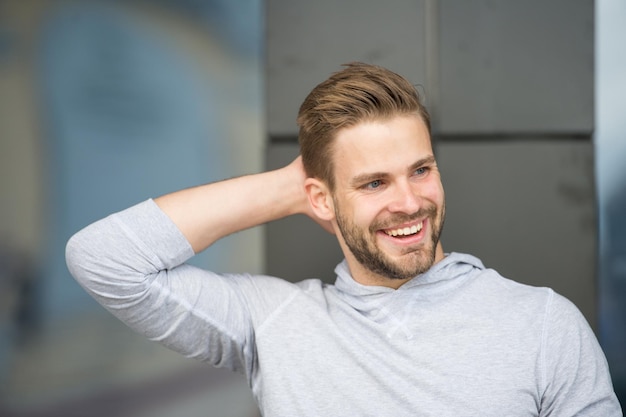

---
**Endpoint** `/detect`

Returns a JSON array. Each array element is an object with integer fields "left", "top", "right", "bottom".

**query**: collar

[{"left": 332, "top": 252, "right": 485, "bottom": 312}]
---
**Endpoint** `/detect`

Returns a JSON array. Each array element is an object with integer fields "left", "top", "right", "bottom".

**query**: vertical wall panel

[
  {"left": 267, "top": 0, "right": 427, "bottom": 136},
  {"left": 439, "top": 0, "right": 594, "bottom": 134},
  {"left": 436, "top": 139, "right": 597, "bottom": 325},
  {"left": 596, "top": 0, "right": 626, "bottom": 401}
]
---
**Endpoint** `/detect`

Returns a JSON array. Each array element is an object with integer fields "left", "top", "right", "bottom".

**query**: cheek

[
  {"left": 352, "top": 208, "right": 379, "bottom": 229},
  {"left": 433, "top": 188, "right": 445, "bottom": 206},
  {"left": 423, "top": 180, "right": 445, "bottom": 204},
  {"left": 346, "top": 199, "right": 385, "bottom": 229}
]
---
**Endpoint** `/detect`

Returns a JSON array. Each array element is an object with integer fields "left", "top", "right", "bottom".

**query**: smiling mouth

[{"left": 383, "top": 221, "right": 424, "bottom": 237}]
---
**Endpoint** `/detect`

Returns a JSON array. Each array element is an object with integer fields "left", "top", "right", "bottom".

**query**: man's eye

[
  {"left": 366, "top": 180, "right": 382, "bottom": 189},
  {"left": 414, "top": 167, "right": 428, "bottom": 176}
]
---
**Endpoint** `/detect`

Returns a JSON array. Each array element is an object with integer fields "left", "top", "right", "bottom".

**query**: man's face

[{"left": 328, "top": 115, "right": 445, "bottom": 287}]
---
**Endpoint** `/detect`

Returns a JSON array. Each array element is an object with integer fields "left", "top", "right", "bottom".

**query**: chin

[{"left": 389, "top": 249, "right": 437, "bottom": 279}]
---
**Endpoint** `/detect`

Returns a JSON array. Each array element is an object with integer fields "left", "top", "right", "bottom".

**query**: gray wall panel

[
  {"left": 436, "top": 138, "right": 597, "bottom": 326},
  {"left": 267, "top": 0, "right": 427, "bottom": 136},
  {"left": 439, "top": 0, "right": 594, "bottom": 134}
]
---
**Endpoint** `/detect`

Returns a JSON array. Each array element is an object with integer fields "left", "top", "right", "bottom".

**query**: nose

[{"left": 387, "top": 180, "right": 421, "bottom": 214}]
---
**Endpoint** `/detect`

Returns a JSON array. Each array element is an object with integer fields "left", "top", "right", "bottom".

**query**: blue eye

[
  {"left": 366, "top": 180, "right": 382, "bottom": 189},
  {"left": 414, "top": 167, "right": 428, "bottom": 176}
]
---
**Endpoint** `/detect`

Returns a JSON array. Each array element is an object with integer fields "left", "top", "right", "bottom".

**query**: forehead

[{"left": 331, "top": 115, "right": 433, "bottom": 179}]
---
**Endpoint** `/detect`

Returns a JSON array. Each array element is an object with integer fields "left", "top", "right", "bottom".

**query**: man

[{"left": 66, "top": 63, "right": 622, "bottom": 415}]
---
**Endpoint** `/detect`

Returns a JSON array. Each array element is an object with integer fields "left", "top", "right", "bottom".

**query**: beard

[{"left": 334, "top": 200, "right": 445, "bottom": 281}]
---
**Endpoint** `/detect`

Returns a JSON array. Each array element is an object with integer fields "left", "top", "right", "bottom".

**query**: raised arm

[
  {"left": 155, "top": 156, "right": 331, "bottom": 253},
  {"left": 65, "top": 156, "right": 330, "bottom": 369}
]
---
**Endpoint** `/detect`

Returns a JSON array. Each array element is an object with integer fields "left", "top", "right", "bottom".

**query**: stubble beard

[{"left": 334, "top": 201, "right": 445, "bottom": 281}]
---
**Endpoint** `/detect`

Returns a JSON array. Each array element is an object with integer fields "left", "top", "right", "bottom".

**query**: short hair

[{"left": 297, "top": 62, "right": 431, "bottom": 190}]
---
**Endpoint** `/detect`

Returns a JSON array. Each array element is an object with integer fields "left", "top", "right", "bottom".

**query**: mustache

[{"left": 371, "top": 206, "right": 437, "bottom": 231}]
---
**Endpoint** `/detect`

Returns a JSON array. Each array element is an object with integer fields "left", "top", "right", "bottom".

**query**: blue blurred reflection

[{"left": 0, "top": 1, "right": 262, "bottom": 416}]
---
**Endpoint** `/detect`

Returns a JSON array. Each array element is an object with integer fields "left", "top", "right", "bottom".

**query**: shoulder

[
  {"left": 471, "top": 266, "right": 596, "bottom": 351},
  {"left": 477, "top": 266, "right": 586, "bottom": 323},
  {"left": 468, "top": 265, "right": 554, "bottom": 310}
]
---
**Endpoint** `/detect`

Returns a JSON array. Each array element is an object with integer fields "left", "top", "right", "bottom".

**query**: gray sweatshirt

[{"left": 66, "top": 199, "right": 622, "bottom": 416}]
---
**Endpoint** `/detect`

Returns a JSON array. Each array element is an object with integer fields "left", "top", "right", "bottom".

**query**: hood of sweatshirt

[{"left": 331, "top": 252, "right": 486, "bottom": 327}]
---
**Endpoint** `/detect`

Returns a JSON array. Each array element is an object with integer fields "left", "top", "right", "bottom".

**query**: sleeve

[
  {"left": 65, "top": 199, "right": 259, "bottom": 374},
  {"left": 539, "top": 290, "right": 623, "bottom": 416}
]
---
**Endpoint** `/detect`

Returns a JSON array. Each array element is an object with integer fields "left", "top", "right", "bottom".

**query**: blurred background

[{"left": 0, "top": 0, "right": 624, "bottom": 416}]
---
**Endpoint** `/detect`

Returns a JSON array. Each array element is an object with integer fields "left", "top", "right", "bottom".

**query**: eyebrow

[
  {"left": 408, "top": 155, "right": 436, "bottom": 171},
  {"left": 350, "top": 155, "right": 436, "bottom": 187}
]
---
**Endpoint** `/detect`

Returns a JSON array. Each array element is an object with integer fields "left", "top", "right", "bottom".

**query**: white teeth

[{"left": 386, "top": 221, "right": 423, "bottom": 237}]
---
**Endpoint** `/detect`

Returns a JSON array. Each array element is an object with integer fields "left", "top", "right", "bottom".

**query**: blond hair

[{"left": 297, "top": 62, "right": 431, "bottom": 190}]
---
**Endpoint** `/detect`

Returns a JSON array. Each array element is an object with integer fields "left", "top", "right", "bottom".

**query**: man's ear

[{"left": 304, "top": 178, "right": 335, "bottom": 221}]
